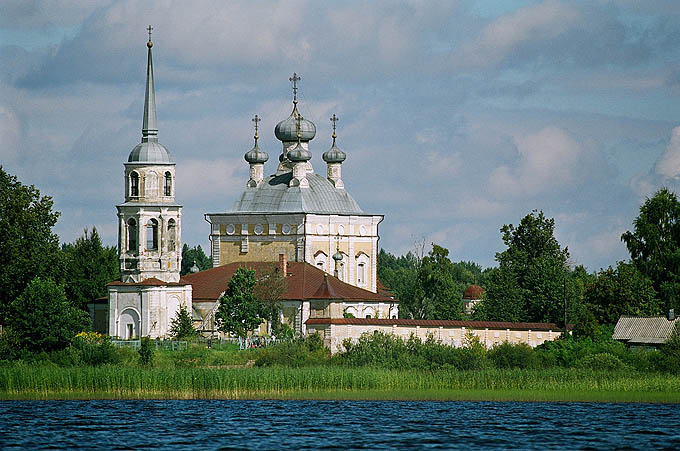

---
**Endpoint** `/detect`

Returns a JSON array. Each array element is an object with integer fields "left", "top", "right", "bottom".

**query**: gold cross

[{"left": 296, "top": 114, "right": 304, "bottom": 140}]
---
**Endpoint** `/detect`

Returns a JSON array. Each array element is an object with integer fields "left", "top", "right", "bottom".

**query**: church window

[
  {"left": 146, "top": 218, "right": 158, "bottom": 251},
  {"left": 130, "top": 172, "right": 139, "bottom": 197},
  {"left": 168, "top": 219, "right": 176, "bottom": 251},
  {"left": 365, "top": 314, "right": 371, "bottom": 319},
  {"left": 357, "top": 263, "right": 366, "bottom": 286},
  {"left": 356, "top": 252, "right": 370, "bottom": 287},
  {"left": 127, "top": 218, "right": 137, "bottom": 252},
  {"left": 164, "top": 171, "right": 172, "bottom": 196}
]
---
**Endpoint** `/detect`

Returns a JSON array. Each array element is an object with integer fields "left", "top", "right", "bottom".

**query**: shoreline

[{"left": 2, "top": 389, "right": 678, "bottom": 403}]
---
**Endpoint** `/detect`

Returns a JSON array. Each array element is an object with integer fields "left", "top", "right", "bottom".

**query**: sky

[{"left": 3, "top": 0, "right": 680, "bottom": 272}]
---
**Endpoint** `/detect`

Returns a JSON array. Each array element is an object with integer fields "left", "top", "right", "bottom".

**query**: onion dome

[
  {"left": 190, "top": 259, "right": 200, "bottom": 273},
  {"left": 463, "top": 284, "right": 484, "bottom": 300},
  {"left": 288, "top": 141, "right": 311, "bottom": 162},
  {"left": 333, "top": 249, "right": 343, "bottom": 262},
  {"left": 323, "top": 114, "right": 346, "bottom": 163},
  {"left": 275, "top": 73, "right": 316, "bottom": 142},
  {"left": 127, "top": 27, "right": 172, "bottom": 164},
  {"left": 244, "top": 114, "right": 269, "bottom": 164},
  {"left": 275, "top": 108, "right": 316, "bottom": 142}
]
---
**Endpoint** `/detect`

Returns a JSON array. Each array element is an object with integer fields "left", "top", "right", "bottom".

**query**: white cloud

[
  {"left": 655, "top": 126, "right": 680, "bottom": 179},
  {"left": 488, "top": 126, "right": 584, "bottom": 198},
  {"left": 458, "top": 0, "right": 581, "bottom": 69}
]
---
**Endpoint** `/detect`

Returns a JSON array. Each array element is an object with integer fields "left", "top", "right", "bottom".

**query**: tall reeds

[{"left": 2, "top": 366, "right": 679, "bottom": 401}]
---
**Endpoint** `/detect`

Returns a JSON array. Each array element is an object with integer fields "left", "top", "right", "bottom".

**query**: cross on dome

[
  {"left": 330, "top": 114, "right": 339, "bottom": 140},
  {"left": 289, "top": 73, "right": 301, "bottom": 104},
  {"left": 252, "top": 114, "right": 261, "bottom": 140}
]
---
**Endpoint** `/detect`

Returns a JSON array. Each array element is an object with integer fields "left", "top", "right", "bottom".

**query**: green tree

[
  {"left": 6, "top": 277, "right": 90, "bottom": 353},
  {"left": 476, "top": 210, "right": 578, "bottom": 324},
  {"left": 138, "top": 336, "right": 154, "bottom": 366},
  {"left": 584, "top": 261, "right": 660, "bottom": 325},
  {"left": 253, "top": 264, "right": 288, "bottom": 336},
  {"left": 215, "top": 267, "right": 265, "bottom": 337},
  {"left": 169, "top": 304, "right": 198, "bottom": 340},
  {"left": 378, "top": 248, "right": 419, "bottom": 315},
  {"left": 181, "top": 244, "right": 211, "bottom": 275},
  {"left": 413, "top": 245, "right": 464, "bottom": 320},
  {"left": 0, "top": 167, "right": 62, "bottom": 323},
  {"left": 621, "top": 188, "right": 680, "bottom": 313},
  {"left": 62, "top": 227, "right": 119, "bottom": 309}
]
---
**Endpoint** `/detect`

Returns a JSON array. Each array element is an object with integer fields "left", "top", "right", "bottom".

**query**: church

[
  {"left": 103, "top": 30, "right": 394, "bottom": 341},
  {"left": 98, "top": 31, "right": 569, "bottom": 350}
]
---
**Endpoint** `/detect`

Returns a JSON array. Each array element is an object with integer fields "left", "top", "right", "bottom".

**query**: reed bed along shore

[{"left": 2, "top": 366, "right": 679, "bottom": 402}]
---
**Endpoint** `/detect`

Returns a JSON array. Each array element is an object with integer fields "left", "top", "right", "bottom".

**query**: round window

[
  {"left": 226, "top": 224, "right": 235, "bottom": 235},
  {"left": 254, "top": 224, "right": 263, "bottom": 235}
]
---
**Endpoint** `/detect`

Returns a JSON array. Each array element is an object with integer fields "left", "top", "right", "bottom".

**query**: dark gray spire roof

[{"left": 127, "top": 36, "right": 172, "bottom": 164}]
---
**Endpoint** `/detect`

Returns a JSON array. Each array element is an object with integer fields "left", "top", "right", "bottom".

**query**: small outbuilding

[{"left": 612, "top": 313, "right": 680, "bottom": 349}]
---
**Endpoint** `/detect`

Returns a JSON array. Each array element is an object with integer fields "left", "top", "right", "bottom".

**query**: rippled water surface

[{"left": 1, "top": 400, "right": 679, "bottom": 449}]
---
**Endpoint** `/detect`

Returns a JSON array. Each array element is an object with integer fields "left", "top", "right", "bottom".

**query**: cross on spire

[
  {"left": 147, "top": 25, "right": 153, "bottom": 42},
  {"left": 252, "top": 114, "right": 261, "bottom": 139},
  {"left": 330, "top": 114, "right": 339, "bottom": 139},
  {"left": 289, "top": 72, "right": 301, "bottom": 104}
]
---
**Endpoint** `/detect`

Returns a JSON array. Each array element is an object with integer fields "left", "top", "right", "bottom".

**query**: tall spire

[{"left": 142, "top": 25, "right": 158, "bottom": 143}]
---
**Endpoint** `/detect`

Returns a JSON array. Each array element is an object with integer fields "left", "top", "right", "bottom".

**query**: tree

[
  {"left": 476, "top": 210, "right": 579, "bottom": 324},
  {"left": 378, "top": 249, "right": 419, "bottom": 317},
  {"left": 62, "top": 227, "right": 119, "bottom": 309},
  {"left": 215, "top": 267, "right": 265, "bottom": 337},
  {"left": 6, "top": 277, "right": 90, "bottom": 353},
  {"left": 412, "top": 245, "right": 464, "bottom": 320},
  {"left": 253, "top": 264, "right": 288, "bottom": 336},
  {"left": 169, "top": 304, "right": 198, "bottom": 339},
  {"left": 0, "top": 167, "right": 62, "bottom": 323},
  {"left": 181, "top": 244, "right": 211, "bottom": 275},
  {"left": 622, "top": 188, "right": 680, "bottom": 313},
  {"left": 584, "top": 261, "right": 660, "bottom": 326}
]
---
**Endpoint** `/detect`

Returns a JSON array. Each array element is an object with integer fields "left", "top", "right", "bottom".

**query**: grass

[{"left": 2, "top": 366, "right": 679, "bottom": 402}]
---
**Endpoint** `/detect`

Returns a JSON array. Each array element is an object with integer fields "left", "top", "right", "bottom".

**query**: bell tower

[{"left": 117, "top": 27, "right": 182, "bottom": 283}]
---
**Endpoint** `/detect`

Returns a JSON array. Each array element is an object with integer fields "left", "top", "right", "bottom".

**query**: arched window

[
  {"left": 130, "top": 172, "right": 139, "bottom": 197},
  {"left": 164, "top": 172, "right": 172, "bottom": 196},
  {"left": 167, "top": 219, "right": 176, "bottom": 251},
  {"left": 314, "top": 251, "right": 328, "bottom": 272},
  {"left": 127, "top": 218, "right": 137, "bottom": 252},
  {"left": 146, "top": 219, "right": 158, "bottom": 251},
  {"left": 356, "top": 252, "right": 370, "bottom": 287},
  {"left": 357, "top": 263, "right": 366, "bottom": 286}
]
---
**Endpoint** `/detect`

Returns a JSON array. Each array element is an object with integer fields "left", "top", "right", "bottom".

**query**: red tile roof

[
  {"left": 305, "top": 317, "right": 571, "bottom": 331},
  {"left": 182, "top": 261, "right": 394, "bottom": 303},
  {"left": 463, "top": 284, "right": 484, "bottom": 300}
]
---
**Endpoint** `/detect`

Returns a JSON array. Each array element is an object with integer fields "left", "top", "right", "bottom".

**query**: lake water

[{"left": 1, "top": 400, "right": 679, "bottom": 449}]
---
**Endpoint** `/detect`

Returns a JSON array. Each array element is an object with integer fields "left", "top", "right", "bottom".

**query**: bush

[
  {"left": 138, "top": 337, "right": 154, "bottom": 366},
  {"left": 71, "top": 332, "right": 119, "bottom": 366},
  {"left": 338, "top": 331, "right": 490, "bottom": 370},
  {"left": 488, "top": 342, "right": 539, "bottom": 369},
  {"left": 575, "top": 353, "right": 628, "bottom": 371},
  {"left": 255, "top": 334, "right": 329, "bottom": 367}
]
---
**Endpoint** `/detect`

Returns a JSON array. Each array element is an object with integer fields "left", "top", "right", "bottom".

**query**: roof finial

[
  {"left": 252, "top": 114, "right": 261, "bottom": 143},
  {"left": 330, "top": 114, "right": 339, "bottom": 144},
  {"left": 147, "top": 25, "right": 153, "bottom": 48},
  {"left": 289, "top": 72, "right": 301, "bottom": 105}
]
